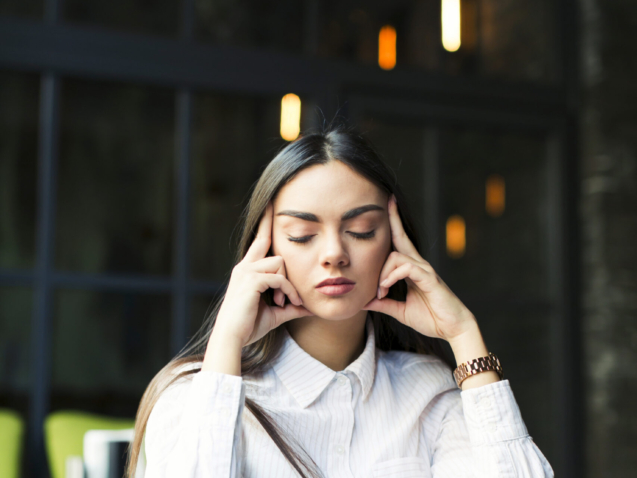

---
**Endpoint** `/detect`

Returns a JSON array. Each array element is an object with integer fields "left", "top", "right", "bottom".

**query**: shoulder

[
  {"left": 380, "top": 350, "right": 457, "bottom": 392},
  {"left": 152, "top": 360, "right": 203, "bottom": 405}
]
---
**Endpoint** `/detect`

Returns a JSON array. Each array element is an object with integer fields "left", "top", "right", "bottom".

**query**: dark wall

[{"left": 581, "top": 0, "right": 637, "bottom": 476}]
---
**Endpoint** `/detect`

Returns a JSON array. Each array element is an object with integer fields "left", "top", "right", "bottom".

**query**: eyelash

[{"left": 288, "top": 230, "right": 376, "bottom": 244}]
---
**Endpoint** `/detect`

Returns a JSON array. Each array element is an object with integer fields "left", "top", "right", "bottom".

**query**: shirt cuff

[{"left": 460, "top": 379, "right": 529, "bottom": 446}]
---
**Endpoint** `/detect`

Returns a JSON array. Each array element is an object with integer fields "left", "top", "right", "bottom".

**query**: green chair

[
  {"left": 0, "top": 408, "right": 24, "bottom": 478},
  {"left": 44, "top": 410, "right": 135, "bottom": 478}
]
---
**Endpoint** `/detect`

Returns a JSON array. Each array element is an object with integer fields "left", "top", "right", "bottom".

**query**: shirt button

[
  {"left": 335, "top": 444, "right": 345, "bottom": 455},
  {"left": 222, "top": 383, "right": 233, "bottom": 394},
  {"left": 481, "top": 397, "right": 492, "bottom": 408},
  {"left": 491, "top": 425, "right": 498, "bottom": 433},
  {"left": 337, "top": 375, "right": 348, "bottom": 386}
]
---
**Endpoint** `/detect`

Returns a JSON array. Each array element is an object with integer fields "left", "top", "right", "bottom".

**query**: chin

[{"left": 303, "top": 295, "right": 369, "bottom": 321}]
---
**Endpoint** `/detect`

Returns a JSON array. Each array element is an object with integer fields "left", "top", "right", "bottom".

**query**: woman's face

[{"left": 271, "top": 160, "right": 392, "bottom": 320}]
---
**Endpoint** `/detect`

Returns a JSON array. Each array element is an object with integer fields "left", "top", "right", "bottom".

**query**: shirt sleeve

[
  {"left": 143, "top": 370, "right": 246, "bottom": 478},
  {"left": 421, "top": 379, "right": 554, "bottom": 477}
]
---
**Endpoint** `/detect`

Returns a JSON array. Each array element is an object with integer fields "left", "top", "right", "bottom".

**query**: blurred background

[{"left": 0, "top": 0, "right": 635, "bottom": 477}]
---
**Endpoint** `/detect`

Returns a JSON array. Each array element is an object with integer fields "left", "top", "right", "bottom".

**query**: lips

[{"left": 316, "top": 277, "right": 355, "bottom": 288}]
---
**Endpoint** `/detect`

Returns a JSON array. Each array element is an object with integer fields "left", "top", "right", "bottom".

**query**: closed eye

[{"left": 287, "top": 230, "right": 376, "bottom": 244}]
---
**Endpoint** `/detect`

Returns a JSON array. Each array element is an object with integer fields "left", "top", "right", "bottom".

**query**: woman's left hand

[{"left": 362, "top": 194, "right": 478, "bottom": 343}]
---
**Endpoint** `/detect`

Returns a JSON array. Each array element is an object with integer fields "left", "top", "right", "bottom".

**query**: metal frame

[{"left": 0, "top": 0, "right": 581, "bottom": 476}]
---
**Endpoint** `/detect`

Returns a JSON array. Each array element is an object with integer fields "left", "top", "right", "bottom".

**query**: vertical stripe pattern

[{"left": 144, "top": 316, "right": 554, "bottom": 477}]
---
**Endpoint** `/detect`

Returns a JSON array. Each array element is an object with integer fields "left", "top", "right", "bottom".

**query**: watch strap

[{"left": 453, "top": 352, "right": 503, "bottom": 388}]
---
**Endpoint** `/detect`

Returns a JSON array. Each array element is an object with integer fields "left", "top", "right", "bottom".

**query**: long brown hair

[{"left": 126, "top": 122, "right": 455, "bottom": 478}]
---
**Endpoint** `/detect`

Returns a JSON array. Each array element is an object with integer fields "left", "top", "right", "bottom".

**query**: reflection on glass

[
  {"left": 440, "top": 128, "right": 549, "bottom": 300},
  {"left": 194, "top": 0, "right": 304, "bottom": 53},
  {"left": 0, "top": 287, "right": 32, "bottom": 416},
  {"left": 485, "top": 173, "right": 505, "bottom": 217},
  {"left": 446, "top": 214, "right": 466, "bottom": 258},
  {"left": 441, "top": 0, "right": 461, "bottom": 52},
  {"left": 56, "top": 79, "right": 175, "bottom": 276},
  {"left": 51, "top": 290, "right": 171, "bottom": 417},
  {"left": 0, "top": 0, "right": 42, "bottom": 18},
  {"left": 378, "top": 25, "right": 397, "bottom": 70},
  {"left": 315, "top": 0, "right": 555, "bottom": 83},
  {"left": 64, "top": 0, "right": 179, "bottom": 37},
  {"left": 0, "top": 72, "right": 38, "bottom": 270},
  {"left": 280, "top": 93, "right": 301, "bottom": 141},
  {"left": 191, "top": 92, "right": 284, "bottom": 280}
]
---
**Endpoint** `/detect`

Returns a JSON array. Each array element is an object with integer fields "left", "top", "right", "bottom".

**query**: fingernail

[
  {"left": 377, "top": 287, "right": 381, "bottom": 300},
  {"left": 381, "top": 279, "right": 388, "bottom": 287}
]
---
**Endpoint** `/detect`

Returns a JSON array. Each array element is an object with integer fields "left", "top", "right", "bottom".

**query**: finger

[
  {"left": 362, "top": 296, "right": 406, "bottom": 321},
  {"left": 377, "top": 252, "right": 434, "bottom": 298},
  {"left": 387, "top": 195, "right": 420, "bottom": 260},
  {"left": 244, "top": 202, "right": 274, "bottom": 262},
  {"left": 273, "top": 287, "right": 285, "bottom": 307},
  {"left": 249, "top": 255, "right": 287, "bottom": 306},
  {"left": 273, "top": 259, "right": 288, "bottom": 307},
  {"left": 271, "top": 304, "right": 311, "bottom": 327},
  {"left": 256, "top": 273, "right": 303, "bottom": 306},
  {"left": 251, "top": 255, "right": 284, "bottom": 274},
  {"left": 380, "top": 262, "right": 433, "bottom": 299}
]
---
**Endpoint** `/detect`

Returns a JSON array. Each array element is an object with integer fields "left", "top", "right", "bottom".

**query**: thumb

[
  {"left": 362, "top": 297, "right": 405, "bottom": 321},
  {"left": 273, "top": 304, "right": 311, "bottom": 327}
]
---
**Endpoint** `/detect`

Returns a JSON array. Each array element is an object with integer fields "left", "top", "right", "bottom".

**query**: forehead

[{"left": 274, "top": 161, "right": 384, "bottom": 210}]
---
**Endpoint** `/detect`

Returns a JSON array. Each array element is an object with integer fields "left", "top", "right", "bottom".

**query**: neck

[{"left": 285, "top": 310, "right": 368, "bottom": 372}]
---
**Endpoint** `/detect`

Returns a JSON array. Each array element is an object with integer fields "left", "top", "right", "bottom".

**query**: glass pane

[
  {"left": 0, "top": 71, "right": 39, "bottom": 270},
  {"left": 358, "top": 112, "right": 557, "bottom": 471},
  {"left": 64, "top": 0, "right": 180, "bottom": 37},
  {"left": 190, "top": 293, "right": 221, "bottom": 341},
  {"left": 479, "top": 0, "right": 556, "bottom": 82},
  {"left": 56, "top": 79, "right": 175, "bottom": 276},
  {"left": 314, "top": 0, "right": 556, "bottom": 83},
  {"left": 316, "top": 1, "right": 402, "bottom": 67},
  {"left": 191, "top": 92, "right": 285, "bottom": 280},
  {"left": 440, "top": 128, "right": 550, "bottom": 301},
  {"left": 478, "top": 307, "right": 557, "bottom": 472},
  {"left": 0, "top": 0, "right": 42, "bottom": 18},
  {"left": 0, "top": 287, "right": 32, "bottom": 417},
  {"left": 51, "top": 290, "right": 171, "bottom": 417},
  {"left": 194, "top": 0, "right": 304, "bottom": 54},
  {"left": 358, "top": 118, "right": 430, "bottom": 253}
]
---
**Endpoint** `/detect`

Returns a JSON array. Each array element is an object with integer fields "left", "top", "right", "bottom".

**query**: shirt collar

[{"left": 271, "top": 314, "right": 376, "bottom": 409}]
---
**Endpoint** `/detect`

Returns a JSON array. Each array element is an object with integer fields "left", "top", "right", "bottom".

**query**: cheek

[
  {"left": 356, "top": 234, "right": 391, "bottom": 281},
  {"left": 273, "top": 243, "right": 313, "bottom": 287}
]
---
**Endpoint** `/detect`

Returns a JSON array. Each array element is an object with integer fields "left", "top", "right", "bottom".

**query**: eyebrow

[{"left": 276, "top": 204, "right": 384, "bottom": 223}]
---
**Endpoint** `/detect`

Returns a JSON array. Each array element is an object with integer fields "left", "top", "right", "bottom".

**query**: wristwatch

[{"left": 453, "top": 352, "right": 504, "bottom": 388}]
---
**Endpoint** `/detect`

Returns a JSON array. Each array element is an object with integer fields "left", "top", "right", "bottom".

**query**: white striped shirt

[{"left": 144, "top": 315, "right": 554, "bottom": 477}]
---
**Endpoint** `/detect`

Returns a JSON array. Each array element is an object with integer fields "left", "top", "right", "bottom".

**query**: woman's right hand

[{"left": 212, "top": 202, "right": 310, "bottom": 348}]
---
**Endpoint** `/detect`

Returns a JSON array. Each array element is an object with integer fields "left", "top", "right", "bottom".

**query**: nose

[{"left": 319, "top": 232, "right": 349, "bottom": 267}]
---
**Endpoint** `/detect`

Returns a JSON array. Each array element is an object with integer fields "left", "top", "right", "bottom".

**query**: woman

[{"left": 127, "top": 124, "right": 554, "bottom": 478}]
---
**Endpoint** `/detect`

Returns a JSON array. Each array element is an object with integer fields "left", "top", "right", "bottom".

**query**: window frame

[{"left": 0, "top": 0, "right": 582, "bottom": 475}]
